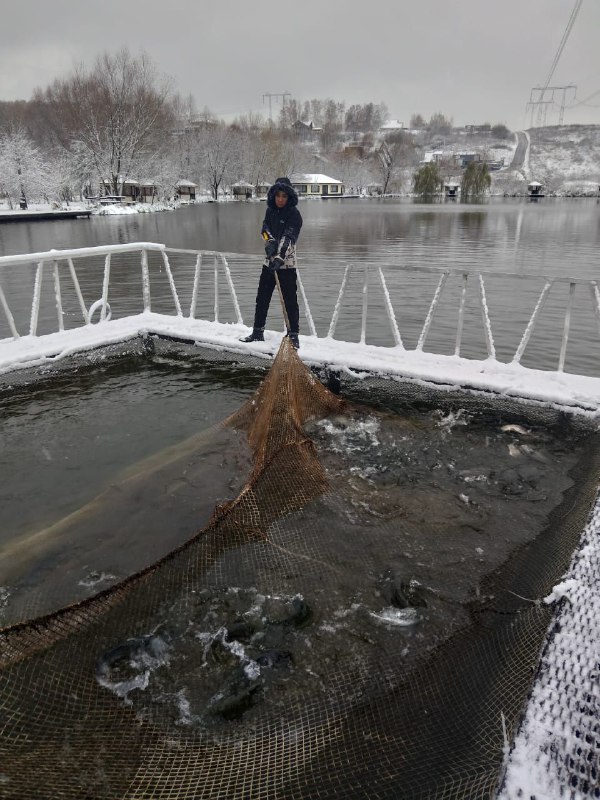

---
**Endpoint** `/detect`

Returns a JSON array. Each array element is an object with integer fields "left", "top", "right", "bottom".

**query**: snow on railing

[{"left": 1, "top": 242, "right": 600, "bottom": 377}]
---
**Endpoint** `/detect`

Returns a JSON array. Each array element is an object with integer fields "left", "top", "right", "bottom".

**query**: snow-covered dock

[{"left": 0, "top": 208, "right": 92, "bottom": 222}]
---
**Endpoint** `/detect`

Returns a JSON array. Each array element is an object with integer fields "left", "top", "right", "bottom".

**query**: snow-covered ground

[{"left": 527, "top": 124, "right": 600, "bottom": 195}]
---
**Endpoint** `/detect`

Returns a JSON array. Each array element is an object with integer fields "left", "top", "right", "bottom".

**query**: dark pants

[{"left": 252, "top": 266, "right": 299, "bottom": 334}]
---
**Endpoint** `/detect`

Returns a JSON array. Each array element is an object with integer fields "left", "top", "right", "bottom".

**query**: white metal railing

[{"left": 1, "top": 243, "right": 600, "bottom": 376}]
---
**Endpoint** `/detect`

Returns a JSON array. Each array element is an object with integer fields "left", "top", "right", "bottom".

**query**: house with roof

[
  {"left": 175, "top": 179, "right": 197, "bottom": 203},
  {"left": 379, "top": 119, "right": 404, "bottom": 135},
  {"left": 231, "top": 181, "right": 254, "bottom": 200},
  {"left": 290, "top": 173, "right": 345, "bottom": 197},
  {"left": 292, "top": 120, "right": 322, "bottom": 142}
]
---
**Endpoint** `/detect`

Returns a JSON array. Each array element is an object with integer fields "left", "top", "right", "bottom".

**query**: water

[
  {"left": 1, "top": 198, "right": 599, "bottom": 278},
  {"left": 2, "top": 198, "right": 600, "bottom": 375}
]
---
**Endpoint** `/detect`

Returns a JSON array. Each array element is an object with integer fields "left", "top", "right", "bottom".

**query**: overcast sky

[{"left": 1, "top": 0, "right": 599, "bottom": 130}]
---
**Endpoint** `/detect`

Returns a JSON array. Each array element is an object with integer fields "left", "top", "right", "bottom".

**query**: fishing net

[{"left": 1, "top": 337, "right": 599, "bottom": 799}]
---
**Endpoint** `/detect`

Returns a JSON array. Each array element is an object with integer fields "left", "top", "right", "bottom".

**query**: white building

[{"left": 291, "top": 173, "right": 345, "bottom": 197}]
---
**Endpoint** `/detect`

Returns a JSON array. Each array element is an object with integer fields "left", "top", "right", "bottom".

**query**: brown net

[{"left": 1, "top": 337, "right": 599, "bottom": 799}]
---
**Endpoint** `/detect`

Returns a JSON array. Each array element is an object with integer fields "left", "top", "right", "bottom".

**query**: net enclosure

[{"left": 1, "top": 337, "right": 599, "bottom": 799}]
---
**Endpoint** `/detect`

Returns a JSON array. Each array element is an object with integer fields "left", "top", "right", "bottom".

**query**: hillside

[
  {"left": 525, "top": 125, "right": 600, "bottom": 195},
  {"left": 403, "top": 125, "right": 600, "bottom": 197}
]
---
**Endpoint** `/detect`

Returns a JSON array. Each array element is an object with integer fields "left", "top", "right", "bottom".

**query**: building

[
  {"left": 231, "top": 181, "right": 254, "bottom": 200},
  {"left": 528, "top": 181, "right": 544, "bottom": 199},
  {"left": 292, "top": 120, "right": 322, "bottom": 142},
  {"left": 99, "top": 178, "right": 157, "bottom": 203},
  {"left": 456, "top": 152, "right": 483, "bottom": 168},
  {"left": 175, "top": 180, "right": 197, "bottom": 203},
  {"left": 290, "top": 173, "right": 345, "bottom": 197},
  {"left": 379, "top": 119, "right": 404, "bottom": 135}
]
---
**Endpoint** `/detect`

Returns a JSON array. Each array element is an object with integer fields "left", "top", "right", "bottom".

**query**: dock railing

[{"left": 1, "top": 242, "right": 600, "bottom": 378}]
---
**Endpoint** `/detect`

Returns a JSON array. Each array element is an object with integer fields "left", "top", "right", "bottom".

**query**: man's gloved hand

[
  {"left": 267, "top": 256, "right": 284, "bottom": 273},
  {"left": 264, "top": 238, "right": 278, "bottom": 259}
]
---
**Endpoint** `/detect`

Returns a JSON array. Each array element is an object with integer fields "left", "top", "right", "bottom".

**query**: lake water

[
  {"left": 2, "top": 199, "right": 600, "bottom": 375},
  {"left": 1, "top": 197, "right": 599, "bottom": 278}
]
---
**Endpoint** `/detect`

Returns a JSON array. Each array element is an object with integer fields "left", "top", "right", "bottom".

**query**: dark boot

[
  {"left": 287, "top": 333, "right": 299, "bottom": 350},
  {"left": 240, "top": 329, "right": 264, "bottom": 343}
]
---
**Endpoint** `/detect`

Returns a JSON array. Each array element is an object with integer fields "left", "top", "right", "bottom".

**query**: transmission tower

[
  {"left": 528, "top": 86, "right": 577, "bottom": 127},
  {"left": 262, "top": 92, "right": 291, "bottom": 121},
  {"left": 525, "top": 0, "right": 583, "bottom": 127}
]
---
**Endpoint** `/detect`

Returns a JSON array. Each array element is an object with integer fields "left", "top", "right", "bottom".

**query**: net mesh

[{"left": 1, "top": 338, "right": 599, "bottom": 799}]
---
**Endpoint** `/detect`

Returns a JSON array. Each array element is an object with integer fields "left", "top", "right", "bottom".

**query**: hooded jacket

[{"left": 261, "top": 177, "right": 303, "bottom": 268}]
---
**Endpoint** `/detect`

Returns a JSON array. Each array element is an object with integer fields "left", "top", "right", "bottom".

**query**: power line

[
  {"left": 542, "top": 0, "right": 583, "bottom": 91},
  {"left": 526, "top": 0, "right": 584, "bottom": 126}
]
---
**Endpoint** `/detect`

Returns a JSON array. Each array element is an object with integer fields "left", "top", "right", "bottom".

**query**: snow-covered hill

[{"left": 525, "top": 124, "right": 600, "bottom": 195}]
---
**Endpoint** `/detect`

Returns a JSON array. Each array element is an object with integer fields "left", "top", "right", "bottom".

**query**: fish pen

[{"left": 0, "top": 245, "right": 599, "bottom": 798}]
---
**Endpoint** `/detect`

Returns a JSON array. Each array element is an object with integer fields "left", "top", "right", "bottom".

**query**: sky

[{"left": 0, "top": 0, "right": 599, "bottom": 131}]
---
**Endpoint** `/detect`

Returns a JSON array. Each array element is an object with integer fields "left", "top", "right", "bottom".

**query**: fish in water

[{"left": 501, "top": 424, "right": 530, "bottom": 435}]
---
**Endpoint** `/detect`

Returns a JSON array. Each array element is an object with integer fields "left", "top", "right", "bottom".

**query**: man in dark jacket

[{"left": 240, "top": 176, "right": 303, "bottom": 349}]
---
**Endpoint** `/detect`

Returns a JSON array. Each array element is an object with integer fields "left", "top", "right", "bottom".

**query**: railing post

[
  {"left": 67, "top": 258, "right": 89, "bottom": 324},
  {"left": 52, "top": 260, "right": 64, "bottom": 332},
  {"left": 213, "top": 255, "right": 219, "bottom": 322},
  {"left": 220, "top": 255, "right": 243, "bottom": 324},
  {"left": 360, "top": 264, "right": 369, "bottom": 344},
  {"left": 589, "top": 282, "right": 600, "bottom": 339},
  {"left": 100, "top": 254, "right": 111, "bottom": 322},
  {"left": 478, "top": 273, "right": 496, "bottom": 360},
  {"left": 29, "top": 261, "right": 44, "bottom": 336},
  {"left": 141, "top": 249, "right": 151, "bottom": 312},
  {"left": 417, "top": 271, "right": 448, "bottom": 352},
  {"left": 189, "top": 254, "right": 202, "bottom": 319},
  {"left": 296, "top": 269, "right": 317, "bottom": 337},
  {"left": 513, "top": 281, "right": 551, "bottom": 365},
  {"left": 558, "top": 282, "right": 575, "bottom": 372},
  {"left": 0, "top": 282, "right": 19, "bottom": 339},
  {"left": 377, "top": 267, "right": 403, "bottom": 348},
  {"left": 455, "top": 273, "right": 468, "bottom": 357},
  {"left": 161, "top": 250, "right": 182, "bottom": 316},
  {"left": 328, "top": 264, "right": 352, "bottom": 339}
]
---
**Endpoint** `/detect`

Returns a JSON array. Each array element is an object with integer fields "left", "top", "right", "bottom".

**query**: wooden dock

[{"left": 0, "top": 209, "right": 92, "bottom": 223}]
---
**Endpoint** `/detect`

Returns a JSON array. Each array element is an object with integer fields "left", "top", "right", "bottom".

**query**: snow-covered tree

[
  {"left": 0, "top": 127, "right": 50, "bottom": 207},
  {"left": 38, "top": 49, "right": 174, "bottom": 196}
]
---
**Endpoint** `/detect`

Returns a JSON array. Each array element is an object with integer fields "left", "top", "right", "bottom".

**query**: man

[{"left": 240, "top": 176, "right": 303, "bottom": 349}]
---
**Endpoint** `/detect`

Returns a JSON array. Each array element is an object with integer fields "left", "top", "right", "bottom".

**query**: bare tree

[
  {"left": 0, "top": 127, "right": 50, "bottom": 207},
  {"left": 196, "top": 122, "right": 240, "bottom": 200},
  {"left": 37, "top": 49, "right": 174, "bottom": 196}
]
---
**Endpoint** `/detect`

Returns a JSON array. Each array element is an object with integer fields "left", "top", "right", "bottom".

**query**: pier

[{"left": 0, "top": 209, "right": 92, "bottom": 223}]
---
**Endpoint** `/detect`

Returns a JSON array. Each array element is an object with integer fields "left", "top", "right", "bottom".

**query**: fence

[{"left": 1, "top": 242, "right": 600, "bottom": 377}]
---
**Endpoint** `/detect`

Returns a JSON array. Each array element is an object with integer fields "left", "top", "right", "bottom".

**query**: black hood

[{"left": 266, "top": 177, "right": 299, "bottom": 209}]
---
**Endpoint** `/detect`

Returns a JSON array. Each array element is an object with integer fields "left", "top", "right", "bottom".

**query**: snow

[
  {"left": 498, "top": 501, "right": 600, "bottom": 799},
  {"left": 3, "top": 312, "right": 600, "bottom": 418}
]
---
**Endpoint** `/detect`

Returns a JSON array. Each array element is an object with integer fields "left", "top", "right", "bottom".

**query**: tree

[
  {"left": 375, "top": 132, "right": 416, "bottom": 194},
  {"left": 0, "top": 127, "right": 50, "bottom": 207},
  {"left": 428, "top": 112, "right": 453, "bottom": 136},
  {"left": 36, "top": 49, "right": 174, "bottom": 196},
  {"left": 491, "top": 123, "right": 510, "bottom": 140},
  {"left": 345, "top": 102, "right": 388, "bottom": 134},
  {"left": 410, "top": 113, "right": 426, "bottom": 130},
  {"left": 461, "top": 162, "right": 491, "bottom": 198},
  {"left": 412, "top": 162, "right": 443, "bottom": 197},
  {"left": 196, "top": 122, "right": 241, "bottom": 200}
]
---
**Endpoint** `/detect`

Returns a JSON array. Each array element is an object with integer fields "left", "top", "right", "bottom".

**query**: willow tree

[
  {"left": 412, "top": 162, "right": 443, "bottom": 197},
  {"left": 461, "top": 162, "right": 491, "bottom": 198}
]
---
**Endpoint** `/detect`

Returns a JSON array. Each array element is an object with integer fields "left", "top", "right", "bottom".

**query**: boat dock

[{"left": 0, "top": 209, "right": 92, "bottom": 223}]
